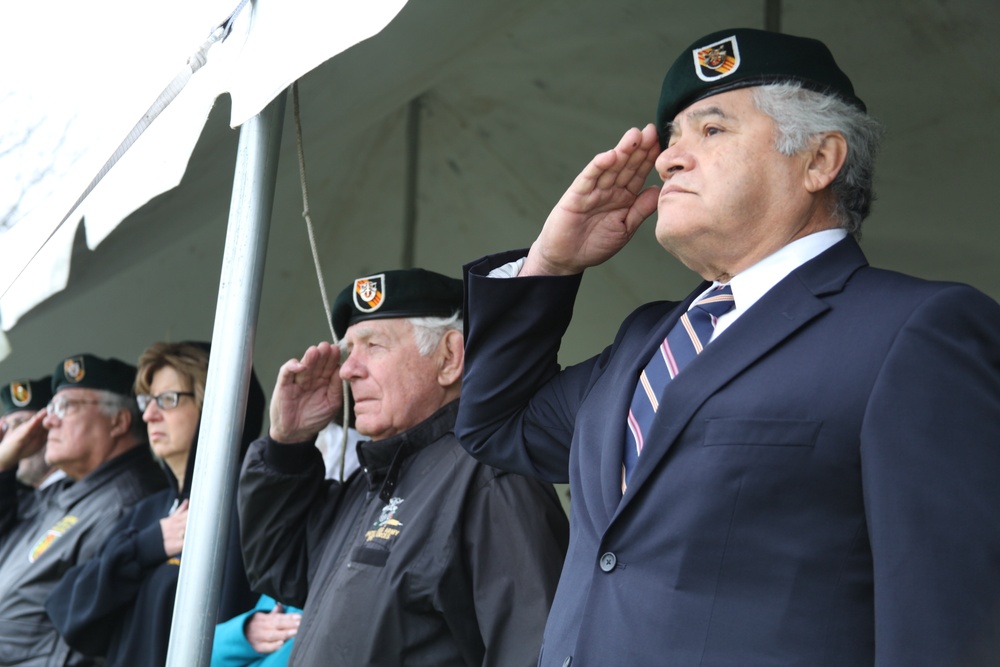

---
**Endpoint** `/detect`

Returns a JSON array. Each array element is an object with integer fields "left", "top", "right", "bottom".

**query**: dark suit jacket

[{"left": 456, "top": 237, "right": 1000, "bottom": 667}]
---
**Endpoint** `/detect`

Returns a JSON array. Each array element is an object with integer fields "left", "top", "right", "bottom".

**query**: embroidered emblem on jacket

[
  {"left": 366, "top": 496, "right": 404, "bottom": 543},
  {"left": 29, "top": 515, "right": 78, "bottom": 563}
]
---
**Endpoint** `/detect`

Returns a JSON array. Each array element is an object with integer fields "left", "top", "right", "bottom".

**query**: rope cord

[{"left": 291, "top": 82, "right": 351, "bottom": 482}]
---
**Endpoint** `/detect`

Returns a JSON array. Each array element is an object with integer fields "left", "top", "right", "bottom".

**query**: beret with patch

[
  {"left": 656, "top": 27, "right": 866, "bottom": 147},
  {"left": 332, "top": 268, "right": 463, "bottom": 340},
  {"left": 52, "top": 354, "right": 138, "bottom": 397},
  {"left": 1, "top": 376, "right": 53, "bottom": 416}
]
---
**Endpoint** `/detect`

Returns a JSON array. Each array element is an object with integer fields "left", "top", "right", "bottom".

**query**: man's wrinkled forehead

[
  {"left": 340, "top": 319, "right": 412, "bottom": 354},
  {"left": 54, "top": 386, "right": 101, "bottom": 400}
]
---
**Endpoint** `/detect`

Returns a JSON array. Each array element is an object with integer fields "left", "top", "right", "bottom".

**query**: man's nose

[{"left": 655, "top": 140, "right": 692, "bottom": 180}]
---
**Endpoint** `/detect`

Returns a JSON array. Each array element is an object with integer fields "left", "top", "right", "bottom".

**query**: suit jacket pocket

[{"left": 702, "top": 418, "right": 821, "bottom": 448}]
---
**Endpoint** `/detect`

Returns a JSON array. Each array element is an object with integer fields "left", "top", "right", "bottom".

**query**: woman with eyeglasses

[{"left": 46, "top": 341, "right": 264, "bottom": 667}]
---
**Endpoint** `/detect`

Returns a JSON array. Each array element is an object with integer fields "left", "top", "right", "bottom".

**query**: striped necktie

[{"left": 622, "top": 285, "right": 735, "bottom": 493}]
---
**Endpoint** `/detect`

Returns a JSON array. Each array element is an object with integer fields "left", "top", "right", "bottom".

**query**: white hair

[
  {"left": 95, "top": 389, "right": 144, "bottom": 440},
  {"left": 751, "top": 82, "right": 884, "bottom": 237},
  {"left": 409, "top": 312, "right": 463, "bottom": 357}
]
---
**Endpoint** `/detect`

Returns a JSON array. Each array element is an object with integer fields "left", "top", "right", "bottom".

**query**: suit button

[
  {"left": 599, "top": 552, "right": 617, "bottom": 572},
  {"left": 562, "top": 657, "right": 572, "bottom": 667}
]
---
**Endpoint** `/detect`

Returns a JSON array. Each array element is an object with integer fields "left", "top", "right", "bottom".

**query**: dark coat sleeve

[
  {"left": 457, "top": 251, "right": 664, "bottom": 484},
  {"left": 459, "top": 470, "right": 569, "bottom": 667},
  {"left": 45, "top": 501, "right": 168, "bottom": 655},
  {"left": 238, "top": 435, "right": 338, "bottom": 608},
  {"left": 456, "top": 252, "right": 585, "bottom": 483},
  {"left": 859, "top": 283, "right": 1000, "bottom": 665},
  {"left": 217, "top": 497, "right": 258, "bottom": 623}
]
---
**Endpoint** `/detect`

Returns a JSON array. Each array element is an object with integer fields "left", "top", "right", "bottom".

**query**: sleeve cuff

[
  {"left": 262, "top": 435, "right": 322, "bottom": 475},
  {"left": 135, "top": 521, "right": 169, "bottom": 566}
]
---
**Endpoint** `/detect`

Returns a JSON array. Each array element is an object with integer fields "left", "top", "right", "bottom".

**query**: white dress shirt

[{"left": 489, "top": 228, "right": 848, "bottom": 342}]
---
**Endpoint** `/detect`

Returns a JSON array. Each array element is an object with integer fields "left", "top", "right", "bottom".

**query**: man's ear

[
  {"left": 108, "top": 408, "right": 132, "bottom": 439},
  {"left": 436, "top": 330, "right": 465, "bottom": 388},
  {"left": 804, "top": 131, "right": 848, "bottom": 193}
]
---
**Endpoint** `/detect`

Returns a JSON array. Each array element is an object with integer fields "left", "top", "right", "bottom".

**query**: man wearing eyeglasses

[{"left": 0, "top": 354, "right": 165, "bottom": 667}]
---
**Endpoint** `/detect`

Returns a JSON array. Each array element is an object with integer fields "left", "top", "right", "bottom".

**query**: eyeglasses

[
  {"left": 46, "top": 398, "right": 117, "bottom": 420},
  {"left": 136, "top": 391, "right": 194, "bottom": 412}
]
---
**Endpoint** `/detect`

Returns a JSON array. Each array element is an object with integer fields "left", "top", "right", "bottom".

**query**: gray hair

[
  {"left": 96, "top": 390, "right": 145, "bottom": 441},
  {"left": 409, "top": 312, "right": 463, "bottom": 357},
  {"left": 751, "top": 82, "right": 884, "bottom": 237}
]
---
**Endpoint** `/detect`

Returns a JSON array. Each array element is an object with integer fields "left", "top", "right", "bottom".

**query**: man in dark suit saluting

[{"left": 457, "top": 27, "right": 1000, "bottom": 667}]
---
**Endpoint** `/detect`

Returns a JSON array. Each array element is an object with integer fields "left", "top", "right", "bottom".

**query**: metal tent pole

[
  {"left": 165, "top": 91, "right": 286, "bottom": 667},
  {"left": 401, "top": 95, "right": 422, "bottom": 269}
]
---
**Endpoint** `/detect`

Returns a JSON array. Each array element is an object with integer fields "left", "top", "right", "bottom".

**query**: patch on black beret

[
  {"left": 656, "top": 28, "right": 866, "bottom": 147},
  {"left": 0, "top": 376, "right": 53, "bottom": 416},
  {"left": 331, "top": 268, "right": 463, "bottom": 339},
  {"left": 52, "top": 354, "right": 137, "bottom": 397}
]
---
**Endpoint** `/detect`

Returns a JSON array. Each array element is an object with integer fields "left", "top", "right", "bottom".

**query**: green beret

[
  {"left": 51, "top": 354, "right": 137, "bottom": 397},
  {"left": 0, "top": 376, "right": 53, "bottom": 416},
  {"left": 331, "top": 268, "right": 463, "bottom": 339},
  {"left": 656, "top": 28, "right": 866, "bottom": 147}
]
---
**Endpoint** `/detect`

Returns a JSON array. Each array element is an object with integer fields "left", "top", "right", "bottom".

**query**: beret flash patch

[
  {"left": 354, "top": 274, "right": 385, "bottom": 313},
  {"left": 11, "top": 382, "right": 31, "bottom": 407},
  {"left": 693, "top": 35, "right": 740, "bottom": 82},
  {"left": 63, "top": 357, "right": 86, "bottom": 383}
]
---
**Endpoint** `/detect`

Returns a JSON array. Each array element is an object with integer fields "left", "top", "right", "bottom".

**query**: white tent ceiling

[{"left": 1, "top": 0, "right": 998, "bottom": 391}]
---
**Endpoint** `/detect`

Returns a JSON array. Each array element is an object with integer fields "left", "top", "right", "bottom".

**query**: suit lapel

[
  {"left": 613, "top": 237, "right": 868, "bottom": 517},
  {"left": 595, "top": 289, "right": 707, "bottom": 519}
]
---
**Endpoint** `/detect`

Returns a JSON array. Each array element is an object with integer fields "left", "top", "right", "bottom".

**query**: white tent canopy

[
  {"left": 0, "top": 0, "right": 408, "bottom": 334},
  {"left": 2, "top": 0, "right": 998, "bottom": 382}
]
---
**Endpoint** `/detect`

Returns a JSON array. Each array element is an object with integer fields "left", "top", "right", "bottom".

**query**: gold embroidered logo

[
  {"left": 29, "top": 515, "right": 78, "bottom": 563},
  {"left": 365, "top": 497, "right": 404, "bottom": 543}
]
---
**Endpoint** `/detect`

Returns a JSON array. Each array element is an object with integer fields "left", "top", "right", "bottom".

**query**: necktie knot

[{"left": 692, "top": 284, "right": 735, "bottom": 321}]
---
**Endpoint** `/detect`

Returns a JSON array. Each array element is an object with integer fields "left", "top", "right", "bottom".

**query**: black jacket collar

[{"left": 357, "top": 400, "right": 459, "bottom": 502}]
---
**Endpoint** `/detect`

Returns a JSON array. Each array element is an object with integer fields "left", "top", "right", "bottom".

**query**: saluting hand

[
  {"left": 269, "top": 342, "right": 344, "bottom": 443},
  {"left": 522, "top": 123, "right": 662, "bottom": 277},
  {"left": 0, "top": 410, "right": 49, "bottom": 473}
]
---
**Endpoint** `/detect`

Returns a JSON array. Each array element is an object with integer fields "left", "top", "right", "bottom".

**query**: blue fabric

[
  {"left": 211, "top": 595, "right": 300, "bottom": 667},
  {"left": 623, "top": 285, "right": 734, "bottom": 486},
  {"left": 458, "top": 237, "right": 1000, "bottom": 666}
]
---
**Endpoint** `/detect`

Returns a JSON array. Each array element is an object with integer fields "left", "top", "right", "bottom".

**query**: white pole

[{"left": 165, "top": 91, "right": 286, "bottom": 667}]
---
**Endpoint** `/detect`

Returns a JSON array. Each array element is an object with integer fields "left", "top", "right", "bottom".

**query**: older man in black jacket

[{"left": 239, "top": 268, "right": 569, "bottom": 666}]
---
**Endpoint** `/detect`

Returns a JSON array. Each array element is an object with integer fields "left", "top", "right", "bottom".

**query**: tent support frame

[{"left": 165, "top": 91, "right": 286, "bottom": 667}]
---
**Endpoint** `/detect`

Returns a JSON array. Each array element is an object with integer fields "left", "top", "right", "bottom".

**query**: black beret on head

[
  {"left": 656, "top": 28, "right": 866, "bottom": 147},
  {"left": 1, "top": 376, "right": 53, "bottom": 416},
  {"left": 332, "top": 268, "right": 463, "bottom": 339},
  {"left": 51, "top": 354, "right": 138, "bottom": 397}
]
